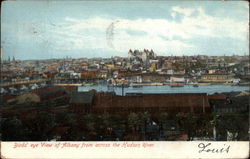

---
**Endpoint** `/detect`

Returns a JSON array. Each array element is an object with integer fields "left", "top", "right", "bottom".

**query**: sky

[{"left": 1, "top": 0, "right": 249, "bottom": 60}]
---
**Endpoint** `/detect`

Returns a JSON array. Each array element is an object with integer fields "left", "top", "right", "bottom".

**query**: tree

[
  {"left": 139, "top": 111, "right": 151, "bottom": 140},
  {"left": 111, "top": 114, "right": 126, "bottom": 131},
  {"left": 158, "top": 112, "right": 169, "bottom": 138},
  {"left": 127, "top": 112, "right": 140, "bottom": 133},
  {"left": 23, "top": 111, "right": 55, "bottom": 140},
  {"left": 158, "top": 112, "right": 169, "bottom": 130},
  {"left": 210, "top": 113, "right": 221, "bottom": 140},
  {"left": 176, "top": 112, "right": 186, "bottom": 130},
  {"left": 1, "top": 117, "right": 27, "bottom": 141},
  {"left": 64, "top": 113, "right": 78, "bottom": 126},
  {"left": 82, "top": 113, "right": 98, "bottom": 140},
  {"left": 111, "top": 114, "right": 126, "bottom": 139},
  {"left": 196, "top": 114, "right": 213, "bottom": 138},
  {"left": 215, "top": 113, "right": 249, "bottom": 141},
  {"left": 99, "top": 113, "right": 113, "bottom": 137},
  {"left": 176, "top": 113, "right": 198, "bottom": 140},
  {"left": 63, "top": 113, "right": 83, "bottom": 141}
]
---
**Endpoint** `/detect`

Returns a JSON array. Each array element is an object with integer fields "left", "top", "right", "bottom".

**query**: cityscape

[
  {"left": 0, "top": 1, "right": 249, "bottom": 143},
  {"left": 1, "top": 49, "right": 249, "bottom": 141}
]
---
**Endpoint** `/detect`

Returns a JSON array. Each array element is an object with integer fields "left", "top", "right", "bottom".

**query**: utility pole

[
  {"left": 0, "top": 49, "right": 2, "bottom": 97},
  {"left": 122, "top": 83, "right": 124, "bottom": 96}
]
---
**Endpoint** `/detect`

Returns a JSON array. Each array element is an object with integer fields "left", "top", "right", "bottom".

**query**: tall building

[{"left": 128, "top": 49, "right": 155, "bottom": 63}]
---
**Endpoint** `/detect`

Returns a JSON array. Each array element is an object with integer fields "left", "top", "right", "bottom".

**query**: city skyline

[
  {"left": 1, "top": 0, "right": 249, "bottom": 60},
  {"left": 3, "top": 50, "right": 249, "bottom": 62}
]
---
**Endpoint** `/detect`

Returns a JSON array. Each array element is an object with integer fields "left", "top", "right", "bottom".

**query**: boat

[
  {"left": 198, "top": 83, "right": 211, "bottom": 85},
  {"left": 170, "top": 82, "right": 184, "bottom": 87},
  {"left": 115, "top": 83, "right": 130, "bottom": 88},
  {"left": 83, "top": 83, "right": 94, "bottom": 86},
  {"left": 132, "top": 85, "right": 143, "bottom": 88},
  {"left": 55, "top": 83, "right": 82, "bottom": 86},
  {"left": 130, "top": 83, "right": 143, "bottom": 87},
  {"left": 81, "top": 82, "right": 94, "bottom": 86},
  {"left": 193, "top": 84, "right": 199, "bottom": 87},
  {"left": 151, "top": 82, "right": 164, "bottom": 86},
  {"left": 132, "top": 84, "right": 143, "bottom": 88}
]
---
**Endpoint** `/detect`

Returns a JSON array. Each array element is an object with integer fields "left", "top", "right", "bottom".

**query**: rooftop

[{"left": 70, "top": 91, "right": 95, "bottom": 104}]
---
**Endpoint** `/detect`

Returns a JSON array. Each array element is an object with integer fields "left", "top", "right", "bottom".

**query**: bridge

[
  {"left": 1, "top": 79, "right": 50, "bottom": 88},
  {"left": 0, "top": 77, "right": 105, "bottom": 88}
]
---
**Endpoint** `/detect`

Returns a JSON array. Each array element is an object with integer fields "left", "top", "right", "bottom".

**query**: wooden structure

[
  {"left": 69, "top": 92, "right": 95, "bottom": 113},
  {"left": 93, "top": 93, "right": 210, "bottom": 114}
]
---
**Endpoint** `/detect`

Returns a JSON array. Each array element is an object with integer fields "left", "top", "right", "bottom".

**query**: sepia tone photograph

[{"left": 0, "top": 0, "right": 249, "bottom": 151}]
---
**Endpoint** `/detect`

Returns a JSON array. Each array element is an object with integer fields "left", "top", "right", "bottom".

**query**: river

[{"left": 78, "top": 84, "right": 249, "bottom": 96}]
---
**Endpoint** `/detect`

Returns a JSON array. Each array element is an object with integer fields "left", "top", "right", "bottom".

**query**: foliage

[
  {"left": 127, "top": 112, "right": 140, "bottom": 132},
  {"left": 158, "top": 112, "right": 169, "bottom": 125},
  {"left": 176, "top": 113, "right": 200, "bottom": 140},
  {"left": 24, "top": 111, "right": 56, "bottom": 140},
  {"left": 1, "top": 116, "right": 28, "bottom": 141},
  {"left": 2, "top": 110, "right": 248, "bottom": 141},
  {"left": 214, "top": 113, "right": 249, "bottom": 141}
]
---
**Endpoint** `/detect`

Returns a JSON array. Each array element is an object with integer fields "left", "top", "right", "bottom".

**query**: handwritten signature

[{"left": 198, "top": 143, "right": 230, "bottom": 153}]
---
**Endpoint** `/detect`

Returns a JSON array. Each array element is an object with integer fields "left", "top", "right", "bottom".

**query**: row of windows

[
  {"left": 214, "top": 107, "right": 247, "bottom": 113},
  {"left": 92, "top": 107, "right": 207, "bottom": 113}
]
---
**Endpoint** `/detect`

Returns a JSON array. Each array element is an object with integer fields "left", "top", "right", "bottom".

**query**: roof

[
  {"left": 61, "top": 86, "right": 78, "bottom": 92},
  {"left": 208, "top": 94, "right": 227, "bottom": 100},
  {"left": 2, "top": 94, "right": 16, "bottom": 101},
  {"left": 34, "top": 86, "right": 67, "bottom": 97},
  {"left": 95, "top": 93, "right": 210, "bottom": 108},
  {"left": 236, "top": 91, "right": 250, "bottom": 97},
  {"left": 202, "top": 74, "right": 231, "bottom": 76},
  {"left": 16, "top": 93, "right": 40, "bottom": 104},
  {"left": 70, "top": 92, "right": 95, "bottom": 104}
]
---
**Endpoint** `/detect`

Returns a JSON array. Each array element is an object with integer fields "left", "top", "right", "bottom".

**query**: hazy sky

[{"left": 1, "top": 0, "right": 249, "bottom": 60}]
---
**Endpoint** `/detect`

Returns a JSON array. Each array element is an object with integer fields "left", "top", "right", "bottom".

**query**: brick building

[
  {"left": 69, "top": 92, "right": 95, "bottom": 113},
  {"left": 93, "top": 93, "right": 210, "bottom": 114}
]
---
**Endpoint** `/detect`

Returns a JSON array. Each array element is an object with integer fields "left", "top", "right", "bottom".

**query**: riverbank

[
  {"left": 78, "top": 84, "right": 249, "bottom": 96},
  {"left": 54, "top": 82, "right": 249, "bottom": 87}
]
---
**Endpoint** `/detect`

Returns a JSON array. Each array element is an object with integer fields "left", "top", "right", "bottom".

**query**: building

[
  {"left": 209, "top": 93, "right": 249, "bottom": 113},
  {"left": 34, "top": 86, "right": 70, "bottom": 106},
  {"left": 200, "top": 74, "right": 233, "bottom": 83},
  {"left": 69, "top": 91, "right": 95, "bottom": 113},
  {"left": 6, "top": 93, "right": 40, "bottom": 105},
  {"left": 128, "top": 49, "right": 155, "bottom": 64},
  {"left": 93, "top": 93, "right": 210, "bottom": 114}
]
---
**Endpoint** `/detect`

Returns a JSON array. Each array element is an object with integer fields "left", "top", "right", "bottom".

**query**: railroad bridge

[{"left": 1, "top": 79, "right": 50, "bottom": 88}]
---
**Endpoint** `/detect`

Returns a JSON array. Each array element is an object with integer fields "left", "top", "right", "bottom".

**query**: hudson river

[{"left": 79, "top": 84, "right": 249, "bottom": 96}]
